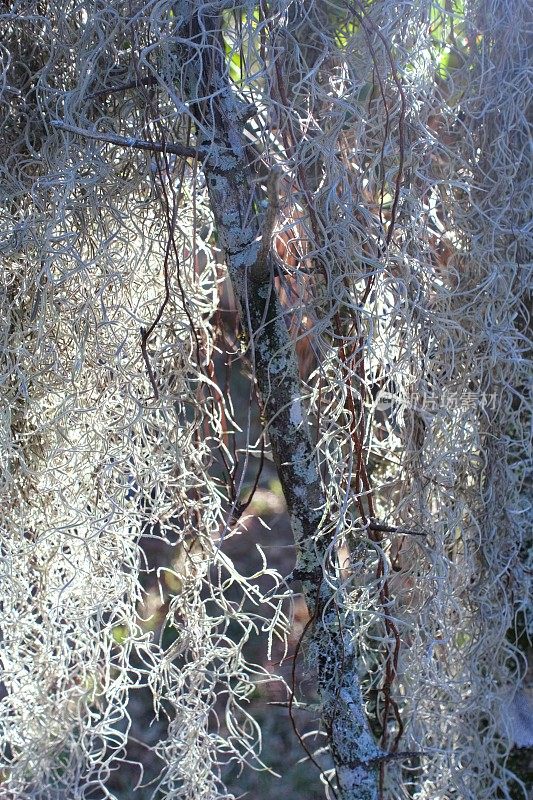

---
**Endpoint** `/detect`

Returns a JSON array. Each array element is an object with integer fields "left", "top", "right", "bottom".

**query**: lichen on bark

[{"left": 174, "top": 6, "right": 381, "bottom": 797}]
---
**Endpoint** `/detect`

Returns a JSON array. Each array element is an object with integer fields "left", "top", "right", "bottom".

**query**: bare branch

[
  {"left": 367, "top": 520, "right": 427, "bottom": 537},
  {"left": 85, "top": 76, "right": 158, "bottom": 98},
  {"left": 50, "top": 120, "right": 205, "bottom": 159}
]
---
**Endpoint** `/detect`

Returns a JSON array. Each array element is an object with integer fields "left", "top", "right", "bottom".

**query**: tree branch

[
  {"left": 256, "top": 164, "right": 281, "bottom": 277},
  {"left": 50, "top": 120, "right": 205, "bottom": 159},
  {"left": 178, "top": 13, "right": 381, "bottom": 800},
  {"left": 368, "top": 520, "right": 427, "bottom": 537}
]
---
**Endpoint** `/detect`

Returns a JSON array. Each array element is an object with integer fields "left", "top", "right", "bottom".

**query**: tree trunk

[{"left": 176, "top": 6, "right": 382, "bottom": 797}]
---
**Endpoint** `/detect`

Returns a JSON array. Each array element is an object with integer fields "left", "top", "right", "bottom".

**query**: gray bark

[{"left": 176, "top": 6, "right": 382, "bottom": 797}]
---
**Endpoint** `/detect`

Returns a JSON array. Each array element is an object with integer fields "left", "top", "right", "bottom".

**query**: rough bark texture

[{"left": 177, "top": 7, "right": 381, "bottom": 798}]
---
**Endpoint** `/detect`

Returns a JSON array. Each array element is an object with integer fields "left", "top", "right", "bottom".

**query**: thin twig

[
  {"left": 85, "top": 76, "right": 158, "bottom": 99},
  {"left": 367, "top": 520, "right": 427, "bottom": 537},
  {"left": 140, "top": 326, "right": 160, "bottom": 400},
  {"left": 50, "top": 120, "right": 205, "bottom": 159}
]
